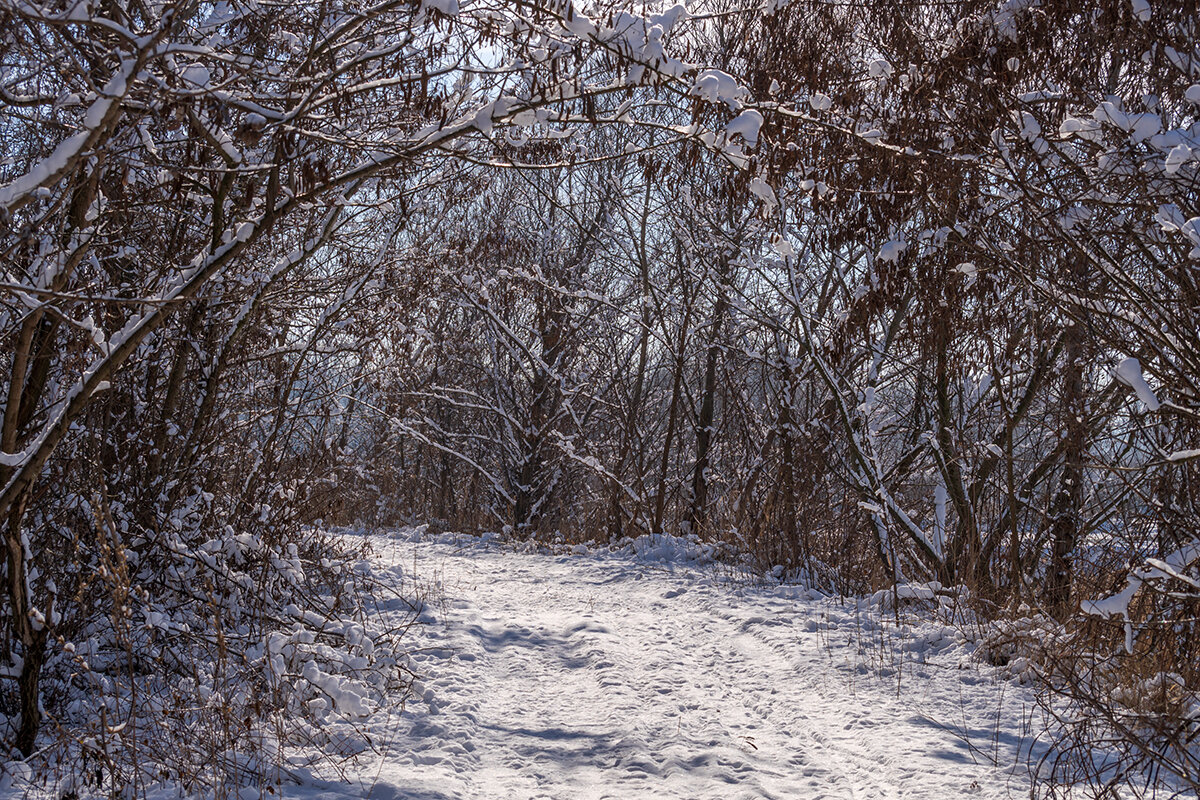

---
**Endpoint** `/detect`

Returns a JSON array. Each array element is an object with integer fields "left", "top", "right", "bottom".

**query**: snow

[
  {"left": 1127, "top": 112, "right": 1160, "bottom": 142},
  {"left": 562, "top": 7, "right": 598, "bottom": 38},
  {"left": 725, "top": 109, "right": 764, "bottom": 147},
  {"left": 1080, "top": 579, "right": 1141, "bottom": 622},
  {"left": 422, "top": 0, "right": 459, "bottom": 14},
  {"left": 290, "top": 529, "right": 1040, "bottom": 800},
  {"left": 867, "top": 58, "right": 893, "bottom": 78},
  {"left": 955, "top": 260, "right": 978, "bottom": 287},
  {"left": 1114, "top": 357, "right": 1160, "bottom": 411},
  {"left": 1013, "top": 111, "right": 1040, "bottom": 142},
  {"left": 648, "top": 3, "right": 688, "bottom": 33},
  {"left": 771, "top": 234, "right": 795, "bottom": 257},
  {"left": 877, "top": 236, "right": 906, "bottom": 263},
  {"left": 748, "top": 176, "right": 776, "bottom": 212},
  {"left": 0, "top": 446, "right": 34, "bottom": 468},
  {"left": 0, "top": 59, "right": 133, "bottom": 210},
  {"left": 1082, "top": 538, "right": 1200, "bottom": 653},
  {"left": 1093, "top": 102, "right": 1160, "bottom": 143},
  {"left": 180, "top": 63, "right": 211, "bottom": 88},
  {"left": 1058, "top": 116, "right": 1101, "bottom": 140},
  {"left": 1184, "top": 217, "right": 1200, "bottom": 258},
  {"left": 691, "top": 69, "right": 748, "bottom": 109},
  {"left": 1164, "top": 143, "right": 1192, "bottom": 173},
  {"left": 809, "top": 93, "right": 832, "bottom": 111}
]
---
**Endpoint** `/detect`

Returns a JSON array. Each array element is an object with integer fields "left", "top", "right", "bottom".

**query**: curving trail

[{"left": 306, "top": 532, "right": 1036, "bottom": 800}]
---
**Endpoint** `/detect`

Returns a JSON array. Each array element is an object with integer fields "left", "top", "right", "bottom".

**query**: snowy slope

[{"left": 297, "top": 531, "right": 1040, "bottom": 800}]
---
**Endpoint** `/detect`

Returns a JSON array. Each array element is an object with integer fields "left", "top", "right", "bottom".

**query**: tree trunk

[
  {"left": 4, "top": 499, "right": 48, "bottom": 757},
  {"left": 1045, "top": 316, "right": 1086, "bottom": 619},
  {"left": 687, "top": 269, "right": 729, "bottom": 536}
]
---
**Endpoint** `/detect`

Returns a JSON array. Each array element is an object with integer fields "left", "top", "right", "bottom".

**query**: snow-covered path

[{"left": 305, "top": 533, "right": 1036, "bottom": 800}]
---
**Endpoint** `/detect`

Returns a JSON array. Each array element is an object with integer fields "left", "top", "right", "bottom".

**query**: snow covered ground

[{"left": 295, "top": 529, "right": 1044, "bottom": 800}]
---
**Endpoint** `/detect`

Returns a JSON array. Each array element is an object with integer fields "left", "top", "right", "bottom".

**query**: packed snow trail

[{"left": 302, "top": 531, "right": 1038, "bottom": 800}]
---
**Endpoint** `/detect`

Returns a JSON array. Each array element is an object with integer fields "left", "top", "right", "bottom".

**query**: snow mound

[{"left": 623, "top": 531, "right": 720, "bottom": 565}]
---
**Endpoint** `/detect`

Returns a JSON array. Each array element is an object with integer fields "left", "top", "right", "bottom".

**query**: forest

[{"left": 1, "top": 0, "right": 1198, "bottom": 795}]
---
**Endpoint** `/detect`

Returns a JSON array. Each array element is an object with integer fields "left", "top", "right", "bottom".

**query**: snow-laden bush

[
  {"left": 1032, "top": 544, "right": 1200, "bottom": 798},
  {"left": 0, "top": 518, "right": 417, "bottom": 797}
]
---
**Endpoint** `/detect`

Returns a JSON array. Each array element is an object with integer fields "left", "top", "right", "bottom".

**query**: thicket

[{"left": 1, "top": 0, "right": 1197, "bottom": 795}]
